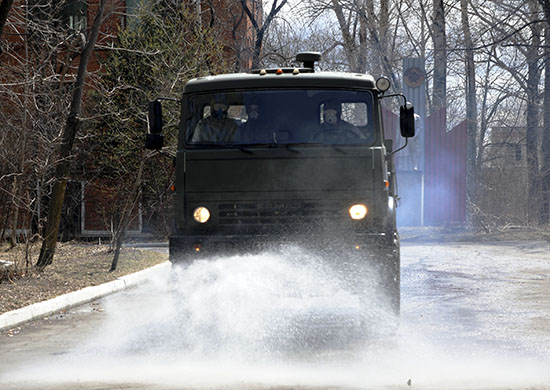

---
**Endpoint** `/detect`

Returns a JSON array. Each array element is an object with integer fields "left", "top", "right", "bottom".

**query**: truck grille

[{"left": 218, "top": 201, "right": 341, "bottom": 226}]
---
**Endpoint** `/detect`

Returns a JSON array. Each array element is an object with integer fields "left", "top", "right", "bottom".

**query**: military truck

[{"left": 146, "top": 52, "right": 415, "bottom": 311}]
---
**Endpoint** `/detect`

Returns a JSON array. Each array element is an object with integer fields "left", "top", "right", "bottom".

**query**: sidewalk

[{"left": 0, "top": 261, "right": 171, "bottom": 331}]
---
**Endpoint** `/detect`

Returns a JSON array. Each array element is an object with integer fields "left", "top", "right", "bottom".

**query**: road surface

[{"left": 1, "top": 240, "right": 549, "bottom": 389}]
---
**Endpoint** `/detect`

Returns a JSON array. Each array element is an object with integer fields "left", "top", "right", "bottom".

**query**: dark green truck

[{"left": 146, "top": 53, "right": 415, "bottom": 310}]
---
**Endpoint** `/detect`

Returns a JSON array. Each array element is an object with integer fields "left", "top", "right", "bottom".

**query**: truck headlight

[
  {"left": 193, "top": 207, "right": 211, "bottom": 223},
  {"left": 349, "top": 204, "right": 367, "bottom": 220}
]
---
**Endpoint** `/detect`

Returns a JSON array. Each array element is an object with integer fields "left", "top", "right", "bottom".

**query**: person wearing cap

[{"left": 192, "top": 98, "right": 238, "bottom": 143}]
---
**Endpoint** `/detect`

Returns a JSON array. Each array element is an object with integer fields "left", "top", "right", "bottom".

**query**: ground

[
  {"left": 0, "top": 241, "right": 168, "bottom": 315},
  {"left": 1, "top": 225, "right": 549, "bottom": 316},
  {"left": 399, "top": 224, "right": 550, "bottom": 242}
]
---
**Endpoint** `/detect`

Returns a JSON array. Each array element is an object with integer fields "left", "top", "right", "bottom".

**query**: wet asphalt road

[{"left": 1, "top": 240, "right": 549, "bottom": 390}]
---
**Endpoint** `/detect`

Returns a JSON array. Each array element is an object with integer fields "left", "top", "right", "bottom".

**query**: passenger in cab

[
  {"left": 238, "top": 98, "right": 270, "bottom": 144},
  {"left": 193, "top": 98, "right": 238, "bottom": 143}
]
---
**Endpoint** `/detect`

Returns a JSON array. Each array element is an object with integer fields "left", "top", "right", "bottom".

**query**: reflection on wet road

[{"left": 1, "top": 241, "right": 550, "bottom": 389}]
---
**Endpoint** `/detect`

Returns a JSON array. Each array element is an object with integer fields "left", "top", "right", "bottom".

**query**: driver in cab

[
  {"left": 314, "top": 101, "right": 370, "bottom": 144},
  {"left": 192, "top": 98, "right": 238, "bottom": 144}
]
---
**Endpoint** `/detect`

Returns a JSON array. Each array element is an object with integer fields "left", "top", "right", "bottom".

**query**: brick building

[{"left": 0, "top": 0, "right": 258, "bottom": 239}]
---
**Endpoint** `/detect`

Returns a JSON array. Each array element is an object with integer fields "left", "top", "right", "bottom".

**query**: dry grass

[{"left": 0, "top": 241, "right": 167, "bottom": 315}]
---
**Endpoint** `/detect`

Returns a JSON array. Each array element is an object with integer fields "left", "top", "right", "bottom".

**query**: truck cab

[{"left": 147, "top": 52, "right": 415, "bottom": 311}]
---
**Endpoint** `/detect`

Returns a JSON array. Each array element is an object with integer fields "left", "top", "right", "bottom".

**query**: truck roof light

[{"left": 376, "top": 77, "right": 391, "bottom": 92}]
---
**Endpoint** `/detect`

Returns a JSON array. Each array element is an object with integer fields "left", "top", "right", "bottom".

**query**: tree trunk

[
  {"left": 377, "top": 0, "right": 390, "bottom": 76},
  {"left": 364, "top": 2, "right": 401, "bottom": 89},
  {"left": 540, "top": 26, "right": 550, "bottom": 224},
  {"left": 476, "top": 60, "right": 491, "bottom": 182},
  {"left": 241, "top": 0, "right": 288, "bottom": 69},
  {"left": 332, "top": 0, "right": 358, "bottom": 71},
  {"left": 461, "top": 0, "right": 478, "bottom": 226},
  {"left": 539, "top": 1, "right": 550, "bottom": 224},
  {"left": 432, "top": 0, "right": 446, "bottom": 110},
  {"left": 36, "top": 0, "right": 107, "bottom": 271},
  {"left": 110, "top": 158, "right": 144, "bottom": 272},
  {"left": 358, "top": 6, "right": 367, "bottom": 74},
  {"left": 9, "top": 176, "right": 19, "bottom": 247},
  {"left": 526, "top": 0, "right": 542, "bottom": 225}
]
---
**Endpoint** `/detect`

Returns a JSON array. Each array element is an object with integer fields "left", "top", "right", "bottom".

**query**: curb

[{"left": 0, "top": 261, "right": 171, "bottom": 331}]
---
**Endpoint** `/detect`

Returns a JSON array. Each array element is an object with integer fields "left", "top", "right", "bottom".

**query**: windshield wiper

[
  {"left": 262, "top": 143, "right": 301, "bottom": 154},
  {"left": 307, "top": 142, "right": 346, "bottom": 154},
  {"left": 189, "top": 143, "right": 253, "bottom": 154},
  {"left": 284, "top": 144, "right": 301, "bottom": 154},
  {"left": 326, "top": 144, "right": 347, "bottom": 154}
]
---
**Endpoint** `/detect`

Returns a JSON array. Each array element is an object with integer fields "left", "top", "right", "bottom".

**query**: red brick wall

[
  {"left": 201, "top": 0, "right": 258, "bottom": 71},
  {"left": 83, "top": 181, "right": 140, "bottom": 233}
]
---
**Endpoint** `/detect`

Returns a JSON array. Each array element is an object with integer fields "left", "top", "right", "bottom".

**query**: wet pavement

[{"left": 1, "top": 240, "right": 549, "bottom": 389}]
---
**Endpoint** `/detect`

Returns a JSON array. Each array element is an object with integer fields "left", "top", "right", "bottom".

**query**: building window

[{"left": 63, "top": 0, "right": 87, "bottom": 31}]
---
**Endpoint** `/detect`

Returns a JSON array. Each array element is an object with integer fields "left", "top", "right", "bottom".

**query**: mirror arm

[
  {"left": 159, "top": 150, "right": 176, "bottom": 159},
  {"left": 380, "top": 93, "right": 407, "bottom": 106},
  {"left": 145, "top": 148, "right": 176, "bottom": 159},
  {"left": 391, "top": 137, "right": 408, "bottom": 155},
  {"left": 156, "top": 97, "right": 180, "bottom": 103}
]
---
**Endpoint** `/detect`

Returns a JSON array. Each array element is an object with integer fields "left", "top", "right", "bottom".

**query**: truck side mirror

[
  {"left": 400, "top": 102, "right": 415, "bottom": 138},
  {"left": 145, "top": 100, "right": 164, "bottom": 150},
  {"left": 148, "top": 100, "right": 163, "bottom": 133},
  {"left": 145, "top": 133, "right": 164, "bottom": 150}
]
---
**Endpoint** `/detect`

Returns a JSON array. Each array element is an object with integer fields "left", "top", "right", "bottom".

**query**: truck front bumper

[{"left": 169, "top": 232, "right": 395, "bottom": 262}]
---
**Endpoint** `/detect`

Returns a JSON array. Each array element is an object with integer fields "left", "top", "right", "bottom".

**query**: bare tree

[
  {"left": 432, "top": 0, "right": 446, "bottom": 110},
  {"left": 86, "top": 0, "right": 226, "bottom": 270},
  {"left": 539, "top": 0, "right": 550, "bottom": 224},
  {"left": 240, "top": 0, "right": 289, "bottom": 68},
  {"left": 36, "top": 0, "right": 107, "bottom": 271},
  {"left": 524, "top": 0, "right": 542, "bottom": 225},
  {"left": 1, "top": 0, "right": 79, "bottom": 249},
  {"left": 109, "top": 157, "right": 144, "bottom": 272},
  {"left": 460, "top": 0, "right": 478, "bottom": 225}
]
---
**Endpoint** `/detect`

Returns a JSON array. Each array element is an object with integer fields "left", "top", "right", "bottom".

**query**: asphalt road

[{"left": 1, "top": 240, "right": 549, "bottom": 390}]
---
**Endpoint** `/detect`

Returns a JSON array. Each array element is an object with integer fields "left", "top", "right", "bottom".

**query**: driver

[
  {"left": 193, "top": 97, "right": 238, "bottom": 143},
  {"left": 321, "top": 101, "right": 355, "bottom": 130},
  {"left": 315, "top": 101, "right": 361, "bottom": 142}
]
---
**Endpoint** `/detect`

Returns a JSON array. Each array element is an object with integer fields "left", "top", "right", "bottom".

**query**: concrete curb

[{"left": 0, "top": 261, "right": 171, "bottom": 331}]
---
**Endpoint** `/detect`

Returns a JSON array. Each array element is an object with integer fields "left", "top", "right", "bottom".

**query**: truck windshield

[{"left": 186, "top": 89, "right": 375, "bottom": 146}]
